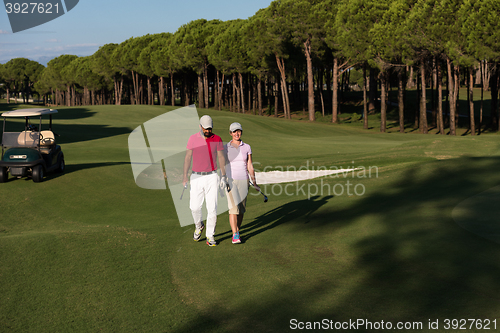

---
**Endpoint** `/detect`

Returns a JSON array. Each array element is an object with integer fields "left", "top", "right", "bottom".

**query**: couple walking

[{"left": 182, "top": 115, "right": 260, "bottom": 246}]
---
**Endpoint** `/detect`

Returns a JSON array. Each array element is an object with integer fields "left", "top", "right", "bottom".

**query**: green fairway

[{"left": 1, "top": 104, "right": 500, "bottom": 332}]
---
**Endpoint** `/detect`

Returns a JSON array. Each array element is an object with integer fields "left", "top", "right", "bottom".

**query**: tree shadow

[
  {"left": 51, "top": 162, "right": 130, "bottom": 176},
  {"left": 0, "top": 105, "right": 97, "bottom": 121},
  {"left": 55, "top": 123, "right": 132, "bottom": 145},
  {"left": 0, "top": 106, "right": 130, "bottom": 145},
  {"left": 3, "top": 162, "right": 130, "bottom": 183},
  {"left": 216, "top": 196, "right": 335, "bottom": 244},
  {"left": 50, "top": 107, "right": 97, "bottom": 121}
]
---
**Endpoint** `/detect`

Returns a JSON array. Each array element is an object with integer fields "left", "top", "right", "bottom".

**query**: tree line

[{"left": 1, "top": 0, "right": 500, "bottom": 135}]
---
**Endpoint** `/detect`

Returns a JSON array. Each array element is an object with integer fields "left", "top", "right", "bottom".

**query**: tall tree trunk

[
  {"left": 363, "top": 64, "right": 368, "bottom": 130},
  {"left": 369, "top": 68, "right": 377, "bottom": 111},
  {"left": 447, "top": 58, "right": 458, "bottom": 136},
  {"left": 204, "top": 63, "right": 209, "bottom": 109},
  {"left": 275, "top": 53, "right": 290, "bottom": 119},
  {"left": 320, "top": 91, "right": 325, "bottom": 117},
  {"left": 257, "top": 76, "right": 263, "bottom": 116},
  {"left": 275, "top": 77, "right": 279, "bottom": 118},
  {"left": 197, "top": 74, "right": 204, "bottom": 109},
  {"left": 420, "top": 61, "right": 428, "bottom": 134},
  {"left": 479, "top": 62, "right": 484, "bottom": 135},
  {"left": 130, "top": 80, "right": 135, "bottom": 105},
  {"left": 248, "top": 75, "right": 253, "bottom": 114},
  {"left": 114, "top": 77, "right": 121, "bottom": 105},
  {"left": 431, "top": 57, "right": 437, "bottom": 127},
  {"left": 481, "top": 61, "right": 490, "bottom": 92},
  {"left": 147, "top": 76, "right": 152, "bottom": 105},
  {"left": 398, "top": 69, "right": 405, "bottom": 133},
  {"left": 221, "top": 73, "right": 225, "bottom": 111},
  {"left": 469, "top": 67, "right": 475, "bottom": 135},
  {"left": 215, "top": 70, "right": 219, "bottom": 110},
  {"left": 139, "top": 75, "right": 144, "bottom": 104},
  {"left": 170, "top": 71, "right": 175, "bottom": 106},
  {"left": 159, "top": 77, "right": 165, "bottom": 106},
  {"left": 235, "top": 74, "right": 241, "bottom": 113},
  {"left": 239, "top": 72, "right": 245, "bottom": 114},
  {"left": 380, "top": 72, "right": 387, "bottom": 133},
  {"left": 407, "top": 65, "right": 415, "bottom": 88},
  {"left": 232, "top": 73, "right": 237, "bottom": 112},
  {"left": 304, "top": 37, "right": 315, "bottom": 121},
  {"left": 215, "top": 70, "right": 223, "bottom": 111},
  {"left": 332, "top": 57, "right": 339, "bottom": 123},
  {"left": 67, "top": 86, "right": 71, "bottom": 107},
  {"left": 497, "top": 64, "right": 500, "bottom": 131},
  {"left": 437, "top": 59, "right": 444, "bottom": 135},
  {"left": 131, "top": 71, "right": 139, "bottom": 105}
]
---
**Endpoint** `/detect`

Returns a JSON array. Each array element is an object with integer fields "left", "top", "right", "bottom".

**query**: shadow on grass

[
  {"left": 215, "top": 196, "right": 334, "bottom": 244},
  {"left": 51, "top": 162, "right": 130, "bottom": 177},
  {"left": 2, "top": 162, "right": 130, "bottom": 183},
  {"left": 55, "top": 123, "right": 131, "bottom": 145},
  {"left": 0, "top": 105, "right": 131, "bottom": 145},
  {"left": 0, "top": 104, "right": 96, "bottom": 121},
  {"left": 174, "top": 156, "right": 500, "bottom": 333},
  {"left": 52, "top": 108, "right": 131, "bottom": 145}
]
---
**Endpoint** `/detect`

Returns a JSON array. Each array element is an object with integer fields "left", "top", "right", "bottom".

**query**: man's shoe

[
  {"left": 232, "top": 232, "right": 241, "bottom": 244},
  {"left": 206, "top": 237, "right": 218, "bottom": 247},
  {"left": 193, "top": 222, "right": 205, "bottom": 242}
]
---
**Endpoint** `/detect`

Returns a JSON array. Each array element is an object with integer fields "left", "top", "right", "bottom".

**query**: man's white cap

[
  {"left": 229, "top": 122, "right": 242, "bottom": 132},
  {"left": 200, "top": 115, "right": 213, "bottom": 129}
]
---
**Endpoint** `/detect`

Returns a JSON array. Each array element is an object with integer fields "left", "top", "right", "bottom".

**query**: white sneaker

[
  {"left": 206, "top": 237, "right": 217, "bottom": 247},
  {"left": 193, "top": 222, "right": 205, "bottom": 242}
]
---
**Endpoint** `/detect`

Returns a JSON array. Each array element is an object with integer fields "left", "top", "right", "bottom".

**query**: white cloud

[
  {"left": 0, "top": 30, "right": 11, "bottom": 34},
  {"left": 45, "top": 39, "right": 60, "bottom": 43},
  {"left": 0, "top": 43, "right": 103, "bottom": 62}
]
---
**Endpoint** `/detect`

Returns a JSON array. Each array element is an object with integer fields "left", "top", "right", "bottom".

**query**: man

[{"left": 183, "top": 115, "right": 227, "bottom": 246}]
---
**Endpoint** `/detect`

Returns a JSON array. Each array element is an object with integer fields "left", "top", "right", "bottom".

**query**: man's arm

[
  {"left": 217, "top": 149, "right": 226, "bottom": 176},
  {"left": 183, "top": 149, "right": 193, "bottom": 187}
]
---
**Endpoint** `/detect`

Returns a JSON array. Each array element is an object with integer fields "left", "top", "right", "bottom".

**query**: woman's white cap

[{"left": 229, "top": 122, "right": 242, "bottom": 132}]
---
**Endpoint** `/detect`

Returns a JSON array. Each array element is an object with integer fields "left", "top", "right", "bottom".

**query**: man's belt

[{"left": 192, "top": 170, "right": 217, "bottom": 175}]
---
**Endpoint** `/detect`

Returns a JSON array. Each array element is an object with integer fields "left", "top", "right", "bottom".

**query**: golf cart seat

[
  {"left": 17, "top": 131, "right": 39, "bottom": 147},
  {"left": 39, "top": 130, "right": 56, "bottom": 154},
  {"left": 40, "top": 130, "right": 55, "bottom": 145}
]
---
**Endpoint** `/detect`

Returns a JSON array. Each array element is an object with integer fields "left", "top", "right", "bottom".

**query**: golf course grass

[{"left": 1, "top": 103, "right": 500, "bottom": 332}]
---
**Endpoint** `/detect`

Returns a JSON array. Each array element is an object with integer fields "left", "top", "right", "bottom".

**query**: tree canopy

[{"left": 6, "top": 0, "right": 500, "bottom": 135}]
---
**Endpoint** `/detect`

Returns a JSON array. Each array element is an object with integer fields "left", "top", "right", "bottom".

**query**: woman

[{"left": 225, "top": 122, "right": 259, "bottom": 244}]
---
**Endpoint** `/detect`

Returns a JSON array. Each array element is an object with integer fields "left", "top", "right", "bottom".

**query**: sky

[{"left": 0, "top": 0, "right": 273, "bottom": 66}]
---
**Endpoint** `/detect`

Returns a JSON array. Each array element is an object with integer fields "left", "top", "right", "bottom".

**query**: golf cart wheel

[
  {"left": 0, "top": 167, "right": 8, "bottom": 183},
  {"left": 56, "top": 157, "right": 65, "bottom": 173},
  {"left": 32, "top": 165, "right": 44, "bottom": 183}
]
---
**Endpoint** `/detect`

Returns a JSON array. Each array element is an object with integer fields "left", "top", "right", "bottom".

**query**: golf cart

[{"left": 0, "top": 108, "right": 65, "bottom": 183}]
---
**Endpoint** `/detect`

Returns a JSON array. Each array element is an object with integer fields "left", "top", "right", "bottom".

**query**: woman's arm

[{"left": 247, "top": 154, "right": 260, "bottom": 191}]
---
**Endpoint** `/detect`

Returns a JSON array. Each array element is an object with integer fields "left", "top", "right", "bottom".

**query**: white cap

[
  {"left": 229, "top": 122, "right": 242, "bottom": 132},
  {"left": 200, "top": 115, "right": 213, "bottom": 129}
]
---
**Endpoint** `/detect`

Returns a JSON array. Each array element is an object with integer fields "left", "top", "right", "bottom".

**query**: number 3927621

[{"left": 5, "top": 3, "right": 60, "bottom": 14}]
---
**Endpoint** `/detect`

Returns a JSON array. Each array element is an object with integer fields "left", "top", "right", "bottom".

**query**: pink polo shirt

[
  {"left": 186, "top": 132, "right": 223, "bottom": 172},
  {"left": 226, "top": 141, "right": 252, "bottom": 180}
]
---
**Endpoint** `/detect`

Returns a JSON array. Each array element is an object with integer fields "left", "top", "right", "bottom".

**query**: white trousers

[{"left": 189, "top": 172, "right": 218, "bottom": 239}]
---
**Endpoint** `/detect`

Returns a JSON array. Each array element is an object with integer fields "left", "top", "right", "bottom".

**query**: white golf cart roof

[{"left": 1, "top": 108, "right": 58, "bottom": 117}]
